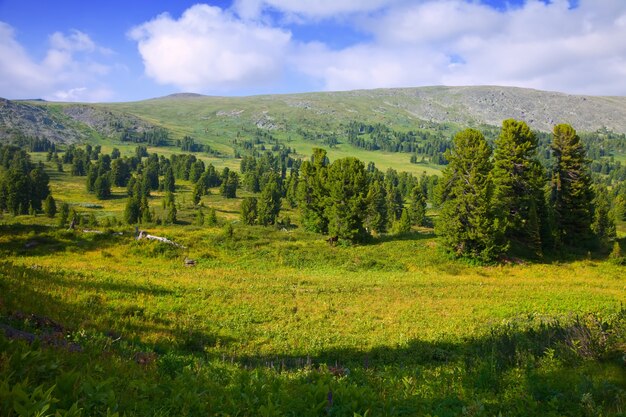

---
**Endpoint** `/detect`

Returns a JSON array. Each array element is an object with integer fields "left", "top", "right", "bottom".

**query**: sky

[{"left": 1, "top": 0, "right": 625, "bottom": 102}]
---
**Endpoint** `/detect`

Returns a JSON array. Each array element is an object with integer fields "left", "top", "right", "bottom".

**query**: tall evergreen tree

[
  {"left": 436, "top": 129, "right": 505, "bottom": 261},
  {"left": 94, "top": 175, "right": 111, "bottom": 200},
  {"left": 549, "top": 124, "right": 594, "bottom": 245},
  {"left": 297, "top": 149, "right": 328, "bottom": 233},
  {"left": 240, "top": 197, "right": 258, "bottom": 225},
  {"left": 492, "top": 119, "right": 546, "bottom": 254},
  {"left": 257, "top": 174, "right": 282, "bottom": 226},
  {"left": 43, "top": 195, "right": 56, "bottom": 218},
  {"left": 162, "top": 166, "right": 176, "bottom": 193},
  {"left": 324, "top": 157, "right": 368, "bottom": 242},
  {"left": 220, "top": 171, "right": 239, "bottom": 198},
  {"left": 408, "top": 185, "right": 427, "bottom": 226},
  {"left": 365, "top": 179, "right": 388, "bottom": 234}
]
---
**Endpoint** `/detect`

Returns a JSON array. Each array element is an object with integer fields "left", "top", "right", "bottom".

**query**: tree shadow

[
  {"left": 0, "top": 261, "right": 233, "bottom": 355},
  {"left": 0, "top": 223, "right": 127, "bottom": 257}
]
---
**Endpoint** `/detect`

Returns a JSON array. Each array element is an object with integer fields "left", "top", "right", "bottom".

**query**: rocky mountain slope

[{"left": 2, "top": 86, "right": 626, "bottom": 145}]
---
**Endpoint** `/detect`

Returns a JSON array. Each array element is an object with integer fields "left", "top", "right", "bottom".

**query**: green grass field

[{"left": 1, "top": 155, "right": 625, "bottom": 416}]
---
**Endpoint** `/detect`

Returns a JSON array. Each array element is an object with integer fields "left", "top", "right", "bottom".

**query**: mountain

[
  {"left": 2, "top": 86, "right": 626, "bottom": 146},
  {"left": 0, "top": 99, "right": 163, "bottom": 144}
]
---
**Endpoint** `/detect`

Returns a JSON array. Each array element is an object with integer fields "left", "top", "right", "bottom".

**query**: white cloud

[
  {"left": 0, "top": 22, "right": 115, "bottom": 101},
  {"left": 295, "top": 0, "right": 626, "bottom": 95},
  {"left": 129, "top": 4, "right": 291, "bottom": 92}
]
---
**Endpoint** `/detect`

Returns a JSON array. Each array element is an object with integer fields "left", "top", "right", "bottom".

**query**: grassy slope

[{"left": 0, "top": 156, "right": 625, "bottom": 415}]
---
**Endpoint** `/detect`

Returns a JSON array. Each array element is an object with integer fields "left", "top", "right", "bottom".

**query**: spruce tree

[
  {"left": 408, "top": 185, "right": 427, "bottom": 226},
  {"left": 43, "top": 195, "right": 56, "bottom": 218},
  {"left": 58, "top": 203, "right": 70, "bottom": 227},
  {"left": 492, "top": 119, "right": 546, "bottom": 254},
  {"left": 324, "top": 157, "right": 368, "bottom": 242},
  {"left": 162, "top": 166, "right": 176, "bottom": 193},
  {"left": 549, "top": 124, "right": 594, "bottom": 246},
  {"left": 94, "top": 175, "right": 111, "bottom": 200},
  {"left": 297, "top": 150, "right": 328, "bottom": 233},
  {"left": 257, "top": 174, "right": 282, "bottom": 226},
  {"left": 240, "top": 197, "right": 258, "bottom": 225},
  {"left": 365, "top": 179, "right": 388, "bottom": 234},
  {"left": 165, "top": 192, "right": 177, "bottom": 224},
  {"left": 393, "top": 208, "right": 412, "bottom": 234},
  {"left": 591, "top": 186, "right": 616, "bottom": 243},
  {"left": 436, "top": 129, "right": 505, "bottom": 261}
]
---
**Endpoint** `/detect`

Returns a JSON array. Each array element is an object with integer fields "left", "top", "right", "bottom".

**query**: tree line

[{"left": 436, "top": 120, "right": 616, "bottom": 261}]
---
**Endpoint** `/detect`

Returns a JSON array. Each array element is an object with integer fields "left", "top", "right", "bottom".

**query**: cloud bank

[
  {"left": 0, "top": 23, "right": 115, "bottom": 101},
  {"left": 130, "top": 0, "right": 626, "bottom": 96}
]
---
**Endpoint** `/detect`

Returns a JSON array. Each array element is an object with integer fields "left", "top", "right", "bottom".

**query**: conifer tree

[
  {"left": 257, "top": 174, "right": 282, "bottom": 226},
  {"left": 324, "top": 157, "right": 368, "bottom": 242},
  {"left": 591, "top": 186, "right": 616, "bottom": 243},
  {"left": 94, "top": 175, "right": 111, "bottom": 200},
  {"left": 43, "top": 195, "right": 56, "bottom": 218},
  {"left": 492, "top": 119, "right": 546, "bottom": 253},
  {"left": 393, "top": 208, "right": 412, "bottom": 234},
  {"left": 58, "top": 203, "right": 69, "bottom": 227},
  {"left": 436, "top": 129, "right": 505, "bottom": 261},
  {"left": 162, "top": 166, "right": 176, "bottom": 193},
  {"left": 365, "top": 179, "right": 388, "bottom": 234},
  {"left": 297, "top": 149, "right": 328, "bottom": 233},
  {"left": 164, "top": 192, "right": 177, "bottom": 224},
  {"left": 549, "top": 124, "right": 594, "bottom": 245},
  {"left": 408, "top": 185, "right": 427, "bottom": 226},
  {"left": 240, "top": 197, "right": 258, "bottom": 225}
]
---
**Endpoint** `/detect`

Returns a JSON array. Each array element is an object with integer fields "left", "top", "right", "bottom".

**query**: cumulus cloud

[
  {"left": 296, "top": 0, "right": 626, "bottom": 95},
  {"left": 0, "top": 22, "right": 115, "bottom": 101},
  {"left": 129, "top": 4, "right": 291, "bottom": 92}
]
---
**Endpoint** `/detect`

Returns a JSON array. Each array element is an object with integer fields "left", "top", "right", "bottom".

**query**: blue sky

[{"left": 0, "top": 0, "right": 624, "bottom": 102}]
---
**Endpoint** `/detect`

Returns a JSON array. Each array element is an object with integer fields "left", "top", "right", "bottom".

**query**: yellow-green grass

[{"left": 1, "top": 222, "right": 624, "bottom": 359}]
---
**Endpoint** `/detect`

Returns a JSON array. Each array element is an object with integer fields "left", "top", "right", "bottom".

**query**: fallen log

[{"left": 137, "top": 230, "right": 186, "bottom": 248}]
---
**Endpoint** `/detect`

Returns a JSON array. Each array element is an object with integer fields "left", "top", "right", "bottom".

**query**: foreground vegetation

[
  {"left": 1, "top": 112, "right": 625, "bottom": 415},
  {"left": 0, "top": 222, "right": 625, "bottom": 416}
]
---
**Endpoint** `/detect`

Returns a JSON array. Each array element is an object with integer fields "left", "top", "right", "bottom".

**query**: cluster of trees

[
  {"left": 238, "top": 148, "right": 436, "bottom": 240},
  {"left": 436, "top": 120, "right": 615, "bottom": 261},
  {"left": 177, "top": 136, "right": 218, "bottom": 154},
  {"left": 119, "top": 128, "right": 170, "bottom": 146},
  {"left": 0, "top": 145, "right": 51, "bottom": 215}
]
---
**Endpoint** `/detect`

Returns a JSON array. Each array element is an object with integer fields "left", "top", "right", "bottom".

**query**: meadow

[{"left": 0, "top": 155, "right": 625, "bottom": 416}]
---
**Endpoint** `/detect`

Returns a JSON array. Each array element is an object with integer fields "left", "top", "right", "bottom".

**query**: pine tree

[
  {"left": 124, "top": 196, "right": 140, "bottom": 224},
  {"left": 549, "top": 124, "right": 594, "bottom": 246},
  {"left": 324, "top": 157, "right": 368, "bottom": 242},
  {"left": 162, "top": 166, "right": 176, "bottom": 193},
  {"left": 408, "top": 185, "right": 426, "bottom": 226},
  {"left": 393, "top": 208, "right": 412, "bottom": 234},
  {"left": 206, "top": 208, "right": 218, "bottom": 226},
  {"left": 165, "top": 192, "right": 177, "bottom": 224},
  {"left": 240, "top": 197, "right": 258, "bottom": 225},
  {"left": 436, "top": 129, "right": 505, "bottom": 261},
  {"left": 492, "top": 119, "right": 545, "bottom": 253},
  {"left": 297, "top": 151, "right": 328, "bottom": 233},
  {"left": 220, "top": 171, "right": 239, "bottom": 198},
  {"left": 58, "top": 203, "right": 70, "bottom": 227},
  {"left": 257, "top": 174, "right": 282, "bottom": 226},
  {"left": 365, "top": 179, "right": 387, "bottom": 234},
  {"left": 43, "top": 195, "right": 56, "bottom": 218},
  {"left": 591, "top": 186, "right": 616, "bottom": 243},
  {"left": 94, "top": 175, "right": 111, "bottom": 200}
]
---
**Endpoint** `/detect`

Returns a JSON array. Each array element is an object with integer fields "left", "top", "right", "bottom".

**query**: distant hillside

[
  {"left": 0, "top": 99, "right": 165, "bottom": 144},
  {"left": 119, "top": 86, "right": 626, "bottom": 134},
  {"left": 2, "top": 86, "right": 626, "bottom": 146}
]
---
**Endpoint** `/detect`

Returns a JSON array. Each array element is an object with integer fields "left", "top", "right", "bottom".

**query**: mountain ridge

[{"left": 2, "top": 86, "right": 626, "bottom": 145}]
